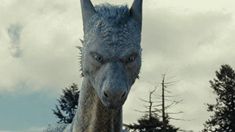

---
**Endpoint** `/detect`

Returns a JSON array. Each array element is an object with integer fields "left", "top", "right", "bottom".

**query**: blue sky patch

[{"left": 0, "top": 89, "right": 58, "bottom": 131}]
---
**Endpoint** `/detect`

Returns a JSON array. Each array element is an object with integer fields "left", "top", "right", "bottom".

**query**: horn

[
  {"left": 80, "top": 0, "right": 96, "bottom": 31},
  {"left": 130, "top": 0, "right": 143, "bottom": 30}
]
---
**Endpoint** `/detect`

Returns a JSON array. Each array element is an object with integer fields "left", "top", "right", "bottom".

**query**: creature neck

[{"left": 72, "top": 78, "right": 123, "bottom": 132}]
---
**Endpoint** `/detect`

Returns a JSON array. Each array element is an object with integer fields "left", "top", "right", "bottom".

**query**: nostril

[
  {"left": 104, "top": 91, "right": 109, "bottom": 98},
  {"left": 121, "top": 92, "right": 126, "bottom": 99}
]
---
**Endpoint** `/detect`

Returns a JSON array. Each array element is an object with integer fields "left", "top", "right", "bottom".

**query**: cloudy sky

[{"left": 0, "top": 0, "right": 235, "bottom": 131}]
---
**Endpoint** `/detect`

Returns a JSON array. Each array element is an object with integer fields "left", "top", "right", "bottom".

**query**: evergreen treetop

[
  {"left": 203, "top": 64, "right": 235, "bottom": 132},
  {"left": 53, "top": 83, "right": 80, "bottom": 124}
]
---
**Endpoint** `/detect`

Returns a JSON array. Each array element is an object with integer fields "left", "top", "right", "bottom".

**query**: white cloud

[
  {"left": 123, "top": 4, "right": 235, "bottom": 132},
  {"left": 0, "top": 0, "right": 83, "bottom": 92}
]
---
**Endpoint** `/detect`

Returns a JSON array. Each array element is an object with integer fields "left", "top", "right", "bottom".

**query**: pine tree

[
  {"left": 125, "top": 75, "right": 180, "bottom": 132},
  {"left": 53, "top": 83, "right": 80, "bottom": 124},
  {"left": 126, "top": 115, "right": 178, "bottom": 132},
  {"left": 203, "top": 64, "right": 235, "bottom": 132}
]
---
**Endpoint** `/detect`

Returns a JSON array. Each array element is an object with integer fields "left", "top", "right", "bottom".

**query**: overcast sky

[{"left": 0, "top": 0, "right": 235, "bottom": 131}]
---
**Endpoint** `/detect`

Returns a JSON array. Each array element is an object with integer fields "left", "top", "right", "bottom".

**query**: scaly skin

[{"left": 64, "top": 0, "right": 143, "bottom": 131}]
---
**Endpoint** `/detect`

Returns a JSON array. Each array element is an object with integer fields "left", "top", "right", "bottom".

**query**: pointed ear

[
  {"left": 130, "top": 0, "right": 143, "bottom": 31},
  {"left": 80, "top": 0, "right": 96, "bottom": 31}
]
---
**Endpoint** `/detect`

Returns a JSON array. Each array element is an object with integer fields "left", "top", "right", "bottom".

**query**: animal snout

[{"left": 102, "top": 89, "right": 127, "bottom": 102}]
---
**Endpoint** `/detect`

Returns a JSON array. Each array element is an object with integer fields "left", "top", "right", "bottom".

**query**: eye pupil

[
  {"left": 95, "top": 55, "right": 103, "bottom": 62},
  {"left": 127, "top": 56, "right": 136, "bottom": 63},
  {"left": 129, "top": 57, "right": 134, "bottom": 61}
]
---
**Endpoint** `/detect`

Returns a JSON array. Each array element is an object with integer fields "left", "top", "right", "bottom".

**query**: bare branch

[
  {"left": 167, "top": 111, "right": 184, "bottom": 114},
  {"left": 168, "top": 117, "right": 191, "bottom": 122},
  {"left": 138, "top": 98, "right": 149, "bottom": 103},
  {"left": 152, "top": 104, "right": 162, "bottom": 107},
  {"left": 134, "top": 109, "right": 149, "bottom": 113}
]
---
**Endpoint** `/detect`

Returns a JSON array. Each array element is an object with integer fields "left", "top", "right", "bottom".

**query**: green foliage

[
  {"left": 203, "top": 64, "right": 235, "bottom": 132},
  {"left": 53, "top": 83, "right": 80, "bottom": 124},
  {"left": 126, "top": 115, "right": 178, "bottom": 132}
]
